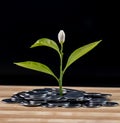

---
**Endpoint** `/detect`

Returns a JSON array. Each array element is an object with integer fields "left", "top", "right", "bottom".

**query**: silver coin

[
  {"left": 2, "top": 98, "right": 15, "bottom": 103},
  {"left": 83, "top": 102, "right": 101, "bottom": 108},
  {"left": 103, "top": 102, "right": 119, "bottom": 107},
  {"left": 20, "top": 100, "right": 41, "bottom": 107},
  {"left": 63, "top": 91, "right": 84, "bottom": 101}
]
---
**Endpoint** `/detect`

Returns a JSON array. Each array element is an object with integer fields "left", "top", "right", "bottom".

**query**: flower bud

[{"left": 58, "top": 30, "right": 65, "bottom": 44}]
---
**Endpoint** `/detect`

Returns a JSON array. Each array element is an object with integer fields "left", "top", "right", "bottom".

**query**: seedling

[{"left": 14, "top": 30, "right": 101, "bottom": 96}]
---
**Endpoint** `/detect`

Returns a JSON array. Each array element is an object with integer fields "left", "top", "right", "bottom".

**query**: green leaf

[
  {"left": 63, "top": 40, "right": 102, "bottom": 73},
  {"left": 30, "top": 38, "right": 60, "bottom": 55},
  {"left": 14, "top": 61, "right": 58, "bottom": 81}
]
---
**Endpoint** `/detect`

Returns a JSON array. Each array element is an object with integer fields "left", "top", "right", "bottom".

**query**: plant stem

[{"left": 59, "top": 43, "right": 63, "bottom": 96}]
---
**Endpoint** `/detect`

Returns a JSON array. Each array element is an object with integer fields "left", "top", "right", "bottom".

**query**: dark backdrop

[{"left": 0, "top": 1, "right": 120, "bottom": 87}]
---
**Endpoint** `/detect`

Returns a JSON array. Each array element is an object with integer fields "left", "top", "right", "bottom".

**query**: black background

[{"left": 0, "top": 1, "right": 120, "bottom": 87}]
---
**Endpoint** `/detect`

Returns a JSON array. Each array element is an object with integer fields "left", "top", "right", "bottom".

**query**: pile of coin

[{"left": 2, "top": 88, "right": 119, "bottom": 108}]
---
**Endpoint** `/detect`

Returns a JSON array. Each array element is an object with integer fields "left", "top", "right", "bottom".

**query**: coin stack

[{"left": 2, "top": 88, "right": 119, "bottom": 108}]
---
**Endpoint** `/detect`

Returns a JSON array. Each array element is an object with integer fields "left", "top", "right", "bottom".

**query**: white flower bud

[{"left": 58, "top": 30, "right": 65, "bottom": 44}]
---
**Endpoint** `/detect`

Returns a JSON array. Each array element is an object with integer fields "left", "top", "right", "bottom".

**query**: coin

[
  {"left": 2, "top": 98, "right": 15, "bottom": 103},
  {"left": 103, "top": 102, "right": 119, "bottom": 107}
]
